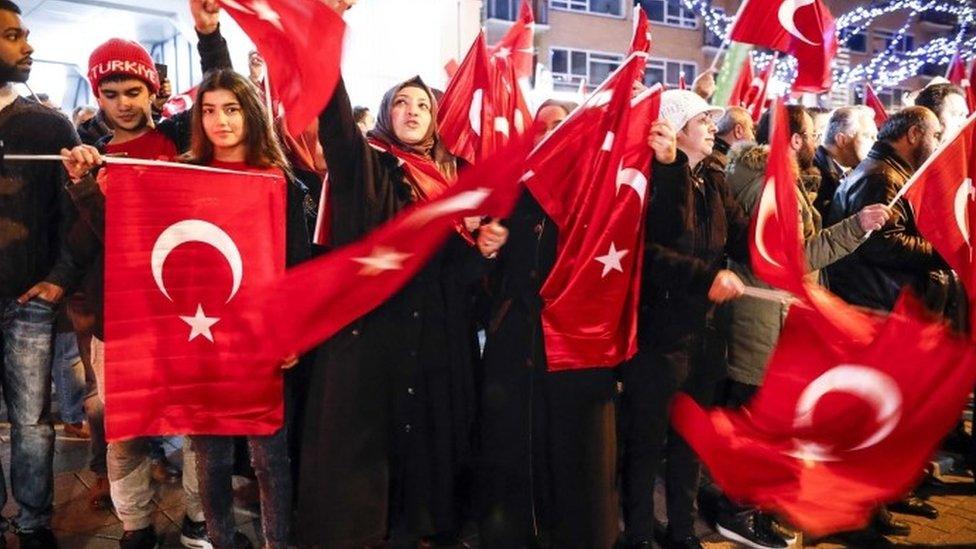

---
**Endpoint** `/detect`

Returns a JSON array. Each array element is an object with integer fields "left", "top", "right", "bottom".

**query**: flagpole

[
  {"left": 710, "top": 0, "right": 751, "bottom": 72},
  {"left": 6, "top": 154, "right": 284, "bottom": 178}
]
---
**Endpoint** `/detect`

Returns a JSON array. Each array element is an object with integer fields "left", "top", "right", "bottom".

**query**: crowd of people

[{"left": 0, "top": 0, "right": 974, "bottom": 548}]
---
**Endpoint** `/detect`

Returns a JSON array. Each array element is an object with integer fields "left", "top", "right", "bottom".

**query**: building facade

[{"left": 485, "top": 0, "right": 964, "bottom": 109}]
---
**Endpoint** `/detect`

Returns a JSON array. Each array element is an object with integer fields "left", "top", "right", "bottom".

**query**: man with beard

[
  {"left": 0, "top": 1, "right": 82, "bottom": 546},
  {"left": 713, "top": 104, "right": 888, "bottom": 549},
  {"left": 813, "top": 106, "right": 878, "bottom": 218}
]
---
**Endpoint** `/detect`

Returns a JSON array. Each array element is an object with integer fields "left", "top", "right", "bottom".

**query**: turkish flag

[
  {"left": 103, "top": 163, "right": 287, "bottom": 441},
  {"left": 749, "top": 98, "right": 807, "bottom": 294},
  {"left": 232, "top": 133, "right": 536, "bottom": 367},
  {"left": 525, "top": 54, "right": 658, "bottom": 369},
  {"left": 487, "top": 0, "right": 534, "bottom": 82},
  {"left": 748, "top": 63, "right": 773, "bottom": 123},
  {"left": 630, "top": 4, "right": 652, "bottom": 56},
  {"left": 672, "top": 293, "right": 976, "bottom": 536},
  {"left": 161, "top": 86, "right": 198, "bottom": 118},
  {"left": 729, "top": 0, "right": 837, "bottom": 92},
  {"left": 968, "top": 57, "right": 976, "bottom": 113},
  {"left": 903, "top": 113, "right": 976, "bottom": 294},
  {"left": 947, "top": 52, "right": 968, "bottom": 86},
  {"left": 727, "top": 55, "right": 754, "bottom": 107},
  {"left": 220, "top": 0, "right": 345, "bottom": 137},
  {"left": 438, "top": 33, "right": 496, "bottom": 164},
  {"left": 863, "top": 82, "right": 888, "bottom": 128}
]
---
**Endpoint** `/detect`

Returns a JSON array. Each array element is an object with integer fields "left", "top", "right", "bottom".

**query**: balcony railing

[{"left": 486, "top": 0, "right": 549, "bottom": 25}]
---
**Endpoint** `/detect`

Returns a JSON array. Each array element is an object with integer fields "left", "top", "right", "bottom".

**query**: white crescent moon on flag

[
  {"left": 788, "top": 364, "right": 903, "bottom": 462},
  {"left": 754, "top": 178, "right": 783, "bottom": 268},
  {"left": 778, "top": 0, "right": 821, "bottom": 46},
  {"left": 151, "top": 219, "right": 244, "bottom": 304},
  {"left": 469, "top": 89, "right": 484, "bottom": 136},
  {"left": 616, "top": 166, "right": 648, "bottom": 203},
  {"left": 954, "top": 178, "right": 973, "bottom": 244}
]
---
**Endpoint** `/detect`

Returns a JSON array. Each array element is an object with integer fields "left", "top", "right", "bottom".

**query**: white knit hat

[{"left": 659, "top": 90, "right": 724, "bottom": 132}]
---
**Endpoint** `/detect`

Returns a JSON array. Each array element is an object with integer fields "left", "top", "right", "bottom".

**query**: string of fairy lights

[{"left": 677, "top": 0, "right": 976, "bottom": 95}]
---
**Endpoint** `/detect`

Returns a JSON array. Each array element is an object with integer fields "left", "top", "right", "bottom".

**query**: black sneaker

[
  {"left": 120, "top": 526, "right": 158, "bottom": 549},
  {"left": 661, "top": 534, "right": 701, "bottom": 549},
  {"left": 716, "top": 511, "right": 787, "bottom": 549},
  {"left": 179, "top": 516, "right": 212, "bottom": 549},
  {"left": 17, "top": 527, "right": 57, "bottom": 549}
]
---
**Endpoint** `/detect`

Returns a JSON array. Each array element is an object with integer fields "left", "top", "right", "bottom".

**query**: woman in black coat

[{"left": 296, "top": 76, "right": 506, "bottom": 548}]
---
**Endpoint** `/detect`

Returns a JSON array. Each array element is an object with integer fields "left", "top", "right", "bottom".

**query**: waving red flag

[
  {"left": 672, "top": 293, "right": 976, "bottom": 536},
  {"left": 630, "top": 4, "right": 652, "bottom": 56},
  {"left": 487, "top": 0, "right": 534, "bottom": 81},
  {"left": 727, "top": 55, "right": 754, "bottom": 107},
  {"left": 234, "top": 134, "right": 535, "bottom": 367},
  {"left": 438, "top": 33, "right": 495, "bottom": 164},
  {"left": 968, "top": 57, "right": 976, "bottom": 112},
  {"left": 947, "top": 52, "right": 968, "bottom": 85},
  {"left": 220, "top": 0, "right": 345, "bottom": 137},
  {"left": 903, "top": 112, "right": 976, "bottom": 293},
  {"left": 749, "top": 98, "right": 806, "bottom": 294},
  {"left": 104, "top": 163, "right": 287, "bottom": 440},
  {"left": 525, "top": 54, "right": 658, "bottom": 369},
  {"left": 729, "top": 0, "right": 837, "bottom": 92},
  {"left": 863, "top": 83, "right": 888, "bottom": 128},
  {"left": 748, "top": 62, "right": 774, "bottom": 123}
]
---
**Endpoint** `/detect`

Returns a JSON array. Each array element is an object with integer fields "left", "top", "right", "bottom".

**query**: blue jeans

[
  {"left": 0, "top": 298, "right": 56, "bottom": 532},
  {"left": 193, "top": 429, "right": 291, "bottom": 549},
  {"left": 52, "top": 331, "right": 86, "bottom": 424}
]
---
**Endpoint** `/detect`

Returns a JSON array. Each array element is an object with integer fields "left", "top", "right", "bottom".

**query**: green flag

[{"left": 712, "top": 42, "right": 753, "bottom": 106}]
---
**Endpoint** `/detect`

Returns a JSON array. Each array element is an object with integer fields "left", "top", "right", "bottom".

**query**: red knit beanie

[{"left": 87, "top": 39, "right": 160, "bottom": 97}]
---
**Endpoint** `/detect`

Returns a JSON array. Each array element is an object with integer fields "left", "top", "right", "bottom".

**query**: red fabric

[
  {"left": 629, "top": 6, "right": 652, "bottom": 56},
  {"left": 748, "top": 98, "right": 806, "bottom": 294},
  {"left": 487, "top": 0, "right": 534, "bottom": 81},
  {"left": 525, "top": 55, "right": 657, "bottom": 370},
  {"left": 444, "top": 58, "right": 460, "bottom": 79},
  {"left": 220, "top": 0, "right": 345, "bottom": 137},
  {"left": 104, "top": 129, "right": 178, "bottom": 161},
  {"left": 103, "top": 163, "right": 287, "bottom": 440},
  {"left": 904, "top": 113, "right": 976, "bottom": 296},
  {"left": 968, "top": 57, "right": 976, "bottom": 113},
  {"left": 729, "top": 0, "right": 837, "bottom": 92},
  {"left": 671, "top": 294, "right": 976, "bottom": 536},
  {"left": 728, "top": 55, "right": 754, "bottom": 107},
  {"left": 231, "top": 134, "right": 535, "bottom": 366},
  {"left": 748, "top": 64, "right": 774, "bottom": 123},
  {"left": 438, "top": 33, "right": 495, "bottom": 164},
  {"left": 947, "top": 53, "right": 968, "bottom": 86},
  {"left": 863, "top": 83, "right": 888, "bottom": 128},
  {"left": 679, "top": 73, "right": 687, "bottom": 90}
]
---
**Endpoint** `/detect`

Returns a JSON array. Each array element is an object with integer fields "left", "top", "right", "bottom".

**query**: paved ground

[{"left": 0, "top": 424, "right": 972, "bottom": 547}]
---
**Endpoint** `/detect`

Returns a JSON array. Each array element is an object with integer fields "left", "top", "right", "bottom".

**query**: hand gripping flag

[
  {"left": 103, "top": 163, "right": 287, "bottom": 440},
  {"left": 525, "top": 54, "right": 659, "bottom": 369},
  {"left": 672, "top": 294, "right": 976, "bottom": 536},
  {"left": 728, "top": 0, "right": 837, "bottom": 92},
  {"left": 221, "top": 0, "right": 345, "bottom": 137}
]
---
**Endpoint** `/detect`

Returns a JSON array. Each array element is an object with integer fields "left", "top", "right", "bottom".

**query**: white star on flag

[
  {"left": 352, "top": 246, "right": 413, "bottom": 275},
  {"left": 494, "top": 46, "right": 512, "bottom": 59},
  {"left": 249, "top": 0, "right": 284, "bottom": 31},
  {"left": 179, "top": 304, "right": 220, "bottom": 343},
  {"left": 594, "top": 242, "right": 629, "bottom": 277}
]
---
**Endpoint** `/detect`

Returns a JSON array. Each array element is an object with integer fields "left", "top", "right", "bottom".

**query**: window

[
  {"left": 873, "top": 30, "right": 914, "bottom": 54},
  {"left": 550, "top": 0, "right": 622, "bottom": 17},
  {"left": 644, "top": 58, "right": 697, "bottom": 88},
  {"left": 840, "top": 28, "right": 867, "bottom": 53},
  {"left": 550, "top": 47, "right": 623, "bottom": 89},
  {"left": 639, "top": 0, "right": 697, "bottom": 29}
]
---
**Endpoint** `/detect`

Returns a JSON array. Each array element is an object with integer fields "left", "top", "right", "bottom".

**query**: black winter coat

[
  {"left": 638, "top": 151, "right": 750, "bottom": 349},
  {"left": 825, "top": 141, "right": 956, "bottom": 313},
  {"left": 296, "top": 79, "right": 486, "bottom": 547},
  {"left": 813, "top": 145, "right": 846, "bottom": 219}
]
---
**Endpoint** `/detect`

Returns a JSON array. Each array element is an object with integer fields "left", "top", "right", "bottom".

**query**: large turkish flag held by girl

[{"left": 103, "top": 163, "right": 286, "bottom": 441}]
